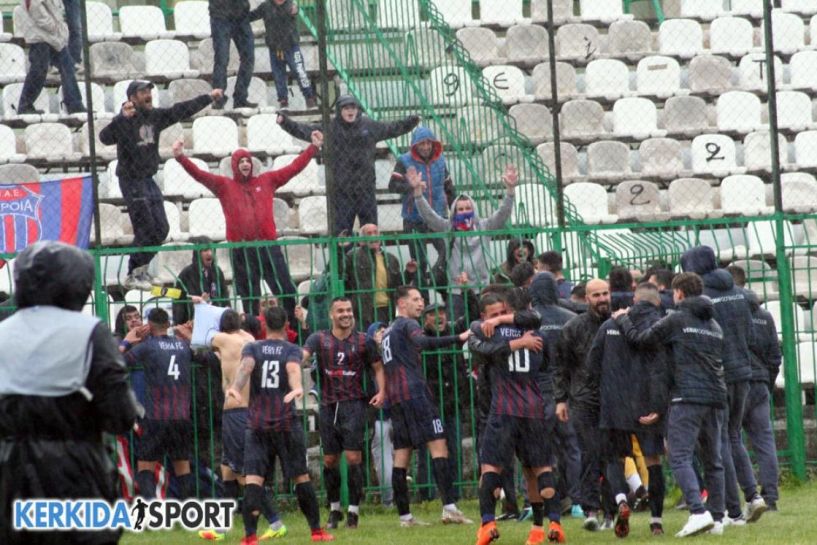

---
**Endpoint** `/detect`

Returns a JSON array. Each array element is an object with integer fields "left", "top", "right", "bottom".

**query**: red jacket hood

[{"left": 231, "top": 148, "right": 254, "bottom": 181}]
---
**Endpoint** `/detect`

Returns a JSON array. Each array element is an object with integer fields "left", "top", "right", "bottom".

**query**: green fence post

[{"left": 92, "top": 252, "right": 109, "bottom": 326}]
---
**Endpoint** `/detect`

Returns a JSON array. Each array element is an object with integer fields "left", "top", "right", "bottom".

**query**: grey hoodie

[{"left": 414, "top": 191, "right": 514, "bottom": 292}]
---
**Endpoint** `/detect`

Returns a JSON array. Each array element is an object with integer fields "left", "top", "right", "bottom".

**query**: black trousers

[
  {"left": 121, "top": 177, "right": 169, "bottom": 274},
  {"left": 231, "top": 245, "right": 296, "bottom": 318}
]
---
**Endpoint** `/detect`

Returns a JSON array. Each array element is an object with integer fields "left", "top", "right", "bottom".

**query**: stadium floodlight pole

[
  {"left": 545, "top": 0, "right": 565, "bottom": 231},
  {"left": 762, "top": 0, "right": 806, "bottom": 481}
]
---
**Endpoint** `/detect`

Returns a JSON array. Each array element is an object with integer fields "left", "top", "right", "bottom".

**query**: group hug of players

[{"left": 124, "top": 252, "right": 775, "bottom": 544}]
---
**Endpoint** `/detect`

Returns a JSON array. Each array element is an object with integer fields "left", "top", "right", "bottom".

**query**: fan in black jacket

[{"left": 172, "top": 242, "right": 229, "bottom": 325}]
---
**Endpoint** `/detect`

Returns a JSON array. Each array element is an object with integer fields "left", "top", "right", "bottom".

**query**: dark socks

[
  {"left": 479, "top": 472, "right": 502, "bottom": 523},
  {"left": 323, "top": 465, "right": 341, "bottom": 505},
  {"left": 262, "top": 487, "right": 280, "bottom": 524},
  {"left": 531, "top": 502, "right": 545, "bottom": 526},
  {"left": 242, "top": 484, "right": 263, "bottom": 537},
  {"left": 177, "top": 473, "right": 195, "bottom": 499},
  {"left": 223, "top": 479, "right": 239, "bottom": 500},
  {"left": 136, "top": 470, "right": 156, "bottom": 500},
  {"left": 392, "top": 467, "right": 411, "bottom": 516},
  {"left": 295, "top": 482, "right": 321, "bottom": 530},
  {"left": 431, "top": 457, "right": 456, "bottom": 505},
  {"left": 348, "top": 463, "right": 364, "bottom": 508},
  {"left": 648, "top": 465, "right": 665, "bottom": 519},
  {"left": 546, "top": 493, "right": 562, "bottom": 523}
]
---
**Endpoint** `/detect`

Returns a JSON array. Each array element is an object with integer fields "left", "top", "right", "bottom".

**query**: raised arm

[
  {"left": 173, "top": 140, "right": 228, "bottom": 195},
  {"left": 481, "top": 165, "right": 517, "bottom": 231},
  {"left": 370, "top": 114, "right": 420, "bottom": 142},
  {"left": 257, "top": 134, "right": 321, "bottom": 189},
  {"left": 407, "top": 167, "right": 450, "bottom": 232},
  {"left": 614, "top": 313, "right": 676, "bottom": 347},
  {"left": 277, "top": 114, "right": 322, "bottom": 142},
  {"left": 160, "top": 92, "right": 220, "bottom": 129},
  {"left": 409, "top": 320, "right": 470, "bottom": 350}
]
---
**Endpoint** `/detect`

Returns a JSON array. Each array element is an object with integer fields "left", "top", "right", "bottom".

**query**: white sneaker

[
  {"left": 583, "top": 514, "right": 599, "bottom": 531},
  {"left": 441, "top": 508, "right": 473, "bottom": 524},
  {"left": 724, "top": 514, "right": 746, "bottom": 527},
  {"left": 676, "top": 511, "right": 715, "bottom": 538},
  {"left": 743, "top": 496, "right": 767, "bottom": 523},
  {"left": 709, "top": 521, "right": 724, "bottom": 535},
  {"left": 399, "top": 517, "right": 430, "bottom": 527},
  {"left": 123, "top": 265, "right": 153, "bottom": 291}
]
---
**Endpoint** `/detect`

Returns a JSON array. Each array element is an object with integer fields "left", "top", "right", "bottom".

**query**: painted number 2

[
  {"left": 507, "top": 349, "right": 530, "bottom": 373},
  {"left": 261, "top": 360, "right": 280, "bottom": 389}
]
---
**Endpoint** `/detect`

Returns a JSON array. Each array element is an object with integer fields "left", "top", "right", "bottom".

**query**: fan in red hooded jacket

[{"left": 172, "top": 131, "right": 323, "bottom": 319}]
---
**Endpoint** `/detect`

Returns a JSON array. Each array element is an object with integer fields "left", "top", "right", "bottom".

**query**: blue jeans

[
  {"left": 63, "top": 0, "right": 82, "bottom": 64},
  {"left": 668, "top": 403, "right": 726, "bottom": 520},
  {"left": 742, "top": 382, "right": 779, "bottom": 504},
  {"left": 19, "top": 43, "right": 83, "bottom": 112},
  {"left": 210, "top": 16, "right": 254, "bottom": 103},
  {"left": 269, "top": 45, "right": 314, "bottom": 102}
]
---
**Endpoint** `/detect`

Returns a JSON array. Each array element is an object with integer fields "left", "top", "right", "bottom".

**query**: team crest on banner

[{"left": 0, "top": 175, "right": 94, "bottom": 252}]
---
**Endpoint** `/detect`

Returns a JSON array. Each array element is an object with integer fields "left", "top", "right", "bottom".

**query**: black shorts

[
  {"left": 137, "top": 419, "right": 192, "bottom": 461},
  {"left": 244, "top": 425, "right": 308, "bottom": 480},
  {"left": 601, "top": 429, "right": 635, "bottom": 461},
  {"left": 634, "top": 430, "right": 666, "bottom": 458},
  {"left": 479, "top": 414, "right": 552, "bottom": 469},
  {"left": 390, "top": 397, "right": 445, "bottom": 450},
  {"left": 221, "top": 408, "right": 248, "bottom": 474},
  {"left": 319, "top": 399, "right": 367, "bottom": 454}
]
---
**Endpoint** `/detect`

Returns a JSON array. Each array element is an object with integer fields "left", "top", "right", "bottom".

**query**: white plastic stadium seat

[
  {"left": 456, "top": 28, "right": 503, "bottom": 67},
  {"left": 791, "top": 258, "right": 817, "bottom": 301},
  {"left": 161, "top": 157, "right": 213, "bottom": 198},
  {"left": 716, "top": 91, "right": 763, "bottom": 133},
  {"left": 435, "top": 0, "right": 475, "bottom": 28},
  {"left": 585, "top": 59, "right": 631, "bottom": 99},
  {"left": 731, "top": 0, "right": 763, "bottom": 17},
  {"left": 119, "top": 5, "right": 174, "bottom": 40},
  {"left": 173, "top": 1, "right": 211, "bottom": 38},
  {"left": 743, "top": 131, "right": 788, "bottom": 172},
  {"left": 192, "top": 116, "right": 239, "bottom": 157},
  {"left": 559, "top": 99, "right": 606, "bottom": 141},
  {"left": 692, "top": 134, "right": 742, "bottom": 176},
  {"left": 482, "top": 65, "right": 529, "bottom": 104},
  {"left": 297, "top": 196, "right": 328, "bottom": 235},
  {"left": 506, "top": 24, "right": 549, "bottom": 66},
  {"left": 271, "top": 155, "right": 320, "bottom": 196},
  {"left": 587, "top": 140, "right": 631, "bottom": 182},
  {"left": 509, "top": 103, "right": 552, "bottom": 145},
  {"left": 688, "top": 54, "right": 733, "bottom": 95},
  {"left": 247, "top": 114, "right": 298, "bottom": 155},
  {"left": 720, "top": 175, "right": 771, "bottom": 216},
  {"left": 225, "top": 76, "right": 268, "bottom": 110},
  {"left": 531, "top": 0, "right": 574, "bottom": 24},
  {"left": 531, "top": 62, "right": 577, "bottom": 100},
  {"left": 607, "top": 20, "right": 652, "bottom": 58},
  {"left": 680, "top": 0, "right": 724, "bottom": 19},
  {"left": 639, "top": 138, "right": 684, "bottom": 179},
  {"left": 25, "top": 123, "right": 81, "bottom": 161},
  {"left": 377, "top": 0, "right": 422, "bottom": 29},
  {"left": 188, "top": 198, "right": 226, "bottom": 240},
  {"left": 658, "top": 19, "right": 704, "bottom": 58},
  {"left": 663, "top": 96, "right": 710, "bottom": 136},
  {"left": 709, "top": 17, "right": 755, "bottom": 57},
  {"left": 515, "top": 183, "right": 557, "bottom": 226},
  {"left": 579, "top": 0, "right": 624, "bottom": 23},
  {"left": 564, "top": 183, "right": 618, "bottom": 224},
  {"left": 783, "top": 0, "right": 817, "bottom": 15},
  {"left": 616, "top": 180, "right": 668, "bottom": 222},
  {"left": 428, "top": 66, "right": 473, "bottom": 106},
  {"left": 761, "top": 10, "right": 805, "bottom": 55},
  {"left": 3, "top": 83, "right": 53, "bottom": 121},
  {"left": 613, "top": 98, "right": 664, "bottom": 139},
  {"left": 775, "top": 91, "right": 815, "bottom": 131},
  {"left": 636, "top": 56, "right": 681, "bottom": 98},
  {"left": 782, "top": 173, "right": 817, "bottom": 213},
  {"left": 738, "top": 53, "right": 783, "bottom": 91},
  {"left": 789, "top": 51, "right": 817, "bottom": 90},
  {"left": 86, "top": 2, "right": 122, "bottom": 41},
  {"left": 480, "top": 0, "right": 526, "bottom": 27},
  {"left": 0, "top": 124, "right": 25, "bottom": 163},
  {"left": 0, "top": 43, "right": 26, "bottom": 84},
  {"left": 89, "top": 42, "right": 140, "bottom": 82},
  {"left": 794, "top": 131, "right": 817, "bottom": 168},
  {"left": 537, "top": 143, "right": 581, "bottom": 182},
  {"left": 145, "top": 40, "right": 199, "bottom": 79},
  {"left": 556, "top": 24, "right": 600, "bottom": 62},
  {"left": 58, "top": 81, "right": 106, "bottom": 116},
  {"left": 668, "top": 178, "right": 718, "bottom": 219}
]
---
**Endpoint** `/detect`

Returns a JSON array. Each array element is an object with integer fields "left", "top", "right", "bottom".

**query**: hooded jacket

[
  {"left": 587, "top": 300, "right": 669, "bottom": 431},
  {"left": 390, "top": 126, "right": 453, "bottom": 223},
  {"left": 615, "top": 295, "right": 727, "bottom": 408},
  {"left": 529, "top": 272, "right": 576, "bottom": 396},
  {"left": 278, "top": 99, "right": 418, "bottom": 194},
  {"left": 175, "top": 145, "right": 317, "bottom": 241},
  {"left": 18, "top": 0, "right": 68, "bottom": 51},
  {"left": 745, "top": 291, "right": 782, "bottom": 388},
  {"left": 415, "top": 192, "right": 514, "bottom": 293},
  {"left": 681, "top": 246, "right": 754, "bottom": 384},
  {"left": 171, "top": 249, "right": 229, "bottom": 325},
  {"left": 554, "top": 308, "right": 609, "bottom": 409}
]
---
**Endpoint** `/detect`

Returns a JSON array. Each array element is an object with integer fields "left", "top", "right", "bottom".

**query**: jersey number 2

[
  {"left": 507, "top": 350, "right": 530, "bottom": 373},
  {"left": 262, "top": 360, "right": 280, "bottom": 389},
  {"left": 167, "top": 355, "right": 180, "bottom": 380}
]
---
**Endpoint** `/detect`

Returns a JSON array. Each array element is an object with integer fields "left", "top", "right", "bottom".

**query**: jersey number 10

[
  {"left": 508, "top": 350, "right": 530, "bottom": 373},
  {"left": 261, "top": 360, "right": 281, "bottom": 389}
]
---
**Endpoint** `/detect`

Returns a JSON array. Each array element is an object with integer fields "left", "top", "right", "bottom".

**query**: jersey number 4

[
  {"left": 167, "top": 355, "right": 180, "bottom": 380},
  {"left": 508, "top": 350, "right": 530, "bottom": 373},
  {"left": 261, "top": 360, "right": 281, "bottom": 389}
]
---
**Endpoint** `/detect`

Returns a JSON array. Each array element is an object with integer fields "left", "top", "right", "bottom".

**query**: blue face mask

[{"left": 453, "top": 211, "right": 475, "bottom": 231}]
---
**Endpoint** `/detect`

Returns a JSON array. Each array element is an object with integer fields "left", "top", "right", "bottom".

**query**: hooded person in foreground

[{"left": 0, "top": 241, "right": 141, "bottom": 545}]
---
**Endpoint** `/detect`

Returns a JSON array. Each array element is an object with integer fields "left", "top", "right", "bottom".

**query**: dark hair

[
  {"left": 264, "top": 306, "right": 288, "bottom": 331},
  {"left": 634, "top": 282, "right": 661, "bottom": 304},
  {"left": 571, "top": 283, "right": 586, "bottom": 298},
  {"left": 479, "top": 292, "right": 506, "bottom": 314},
  {"left": 114, "top": 305, "right": 140, "bottom": 337},
  {"left": 726, "top": 265, "right": 746, "bottom": 288},
  {"left": 505, "top": 287, "right": 531, "bottom": 312},
  {"left": 509, "top": 262, "right": 535, "bottom": 287},
  {"left": 330, "top": 296, "right": 352, "bottom": 308},
  {"left": 505, "top": 238, "right": 535, "bottom": 270},
  {"left": 646, "top": 267, "right": 675, "bottom": 290},
  {"left": 671, "top": 272, "right": 704, "bottom": 297},
  {"left": 480, "top": 284, "right": 512, "bottom": 297},
  {"left": 242, "top": 314, "right": 262, "bottom": 338},
  {"left": 608, "top": 266, "right": 634, "bottom": 292},
  {"left": 219, "top": 309, "right": 241, "bottom": 333},
  {"left": 537, "top": 251, "right": 563, "bottom": 273},
  {"left": 147, "top": 307, "right": 170, "bottom": 326},
  {"left": 394, "top": 285, "right": 418, "bottom": 302}
]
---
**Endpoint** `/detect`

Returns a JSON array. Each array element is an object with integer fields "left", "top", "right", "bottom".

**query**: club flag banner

[{"left": 0, "top": 174, "right": 94, "bottom": 252}]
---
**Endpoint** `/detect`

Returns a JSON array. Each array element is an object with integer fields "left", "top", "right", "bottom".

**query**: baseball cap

[
  {"left": 126, "top": 80, "right": 155, "bottom": 98},
  {"left": 421, "top": 303, "right": 446, "bottom": 317}
]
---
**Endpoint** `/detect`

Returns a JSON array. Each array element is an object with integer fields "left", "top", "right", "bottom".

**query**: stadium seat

[
  {"left": 378, "top": 204, "right": 404, "bottom": 233},
  {"left": 585, "top": 59, "right": 631, "bottom": 99},
  {"left": 506, "top": 24, "right": 550, "bottom": 66},
  {"left": 692, "top": 134, "right": 742, "bottom": 176},
  {"left": 658, "top": 19, "right": 704, "bottom": 58},
  {"left": 775, "top": 91, "right": 815, "bottom": 131},
  {"left": 564, "top": 183, "right": 618, "bottom": 224},
  {"left": 2, "top": 83, "right": 56, "bottom": 122},
  {"left": 639, "top": 138, "right": 685, "bottom": 179},
  {"left": 163, "top": 201, "right": 186, "bottom": 242},
  {"left": 147, "top": 242, "right": 194, "bottom": 285},
  {"left": 404, "top": 28, "right": 447, "bottom": 69},
  {"left": 537, "top": 142, "right": 581, "bottom": 182},
  {"left": 455, "top": 105, "right": 504, "bottom": 146},
  {"left": 278, "top": 237, "right": 313, "bottom": 280},
  {"left": 159, "top": 124, "right": 184, "bottom": 161},
  {"left": 86, "top": 2, "right": 121, "bottom": 41},
  {"left": 482, "top": 65, "right": 529, "bottom": 104},
  {"left": 738, "top": 52, "right": 783, "bottom": 91},
  {"left": 783, "top": 0, "right": 817, "bottom": 15},
  {"left": 223, "top": 76, "right": 268, "bottom": 111},
  {"left": 761, "top": 9, "right": 805, "bottom": 54},
  {"left": 579, "top": 0, "right": 625, "bottom": 23},
  {"left": 478, "top": 144, "right": 536, "bottom": 185},
  {"left": 710, "top": 16, "right": 755, "bottom": 57},
  {"left": 720, "top": 175, "right": 771, "bottom": 216},
  {"left": 119, "top": 5, "right": 174, "bottom": 40},
  {"left": 272, "top": 154, "right": 320, "bottom": 196},
  {"left": 716, "top": 91, "right": 763, "bottom": 133},
  {"left": 0, "top": 43, "right": 26, "bottom": 84},
  {"left": 668, "top": 178, "right": 717, "bottom": 219},
  {"left": 636, "top": 56, "right": 681, "bottom": 98},
  {"left": 788, "top": 51, "right": 817, "bottom": 90},
  {"left": 167, "top": 78, "right": 212, "bottom": 117},
  {"left": 696, "top": 228, "right": 748, "bottom": 261},
  {"left": 97, "top": 203, "right": 125, "bottom": 246},
  {"left": 810, "top": 15, "right": 817, "bottom": 48},
  {"left": 89, "top": 42, "right": 140, "bottom": 83},
  {"left": 530, "top": 0, "right": 574, "bottom": 24},
  {"left": 761, "top": 302, "right": 806, "bottom": 341},
  {"left": 0, "top": 124, "right": 24, "bottom": 163},
  {"left": 556, "top": 23, "right": 600, "bottom": 62},
  {"left": 58, "top": 81, "right": 106, "bottom": 117},
  {"left": 273, "top": 198, "right": 291, "bottom": 230},
  {"left": 99, "top": 161, "right": 122, "bottom": 199},
  {"left": 377, "top": 0, "right": 421, "bottom": 29},
  {"left": 616, "top": 180, "right": 669, "bottom": 222},
  {"left": 192, "top": 38, "right": 239, "bottom": 76},
  {"left": 792, "top": 258, "right": 817, "bottom": 300},
  {"left": 782, "top": 172, "right": 817, "bottom": 213},
  {"left": 680, "top": 0, "right": 724, "bottom": 19},
  {"left": 480, "top": 0, "right": 526, "bottom": 27},
  {"left": 81, "top": 120, "right": 117, "bottom": 160},
  {"left": 743, "top": 131, "right": 788, "bottom": 173},
  {"left": 298, "top": 196, "right": 328, "bottom": 235},
  {"left": 0, "top": 162, "right": 38, "bottom": 182},
  {"left": 173, "top": 1, "right": 211, "bottom": 39},
  {"left": 746, "top": 220, "right": 795, "bottom": 258},
  {"left": 607, "top": 19, "right": 652, "bottom": 58},
  {"left": 730, "top": 0, "right": 763, "bottom": 18},
  {"left": 247, "top": 114, "right": 299, "bottom": 155},
  {"left": 531, "top": 61, "right": 577, "bottom": 100},
  {"left": 662, "top": 96, "right": 710, "bottom": 136},
  {"left": 688, "top": 54, "right": 734, "bottom": 95},
  {"left": 515, "top": 182, "right": 557, "bottom": 226},
  {"left": 428, "top": 66, "right": 473, "bottom": 106},
  {"left": 145, "top": 39, "right": 199, "bottom": 79},
  {"left": 456, "top": 27, "right": 503, "bottom": 67},
  {"left": 613, "top": 98, "right": 664, "bottom": 139},
  {"left": 587, "top": 140, "right": 631, "bottom": 182},
  {"left": 192, "top": 116, "right": 239, "bottom": 157},
  {"left": 25, "top": 123, "right": 80, "bottom": 162},
  {"left": 435, "top": 0, "right": 476, "bottom": 27},
  {"left": 188, "top": 198, "right": 226, "bottom": 240},
  {"left": 508, "top": 103, "right": 552, "bottom": 144},
  {"left": 161, "top": 157, "right": 213, "bottom": 199},
  {"left": 794, "top": 131, "right": 817, "bottom": 168},
  {"left": 560, "top": 99, "right": 606, "bottom": 141}
]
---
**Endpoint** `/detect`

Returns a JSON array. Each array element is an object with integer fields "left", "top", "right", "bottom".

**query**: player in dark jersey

[
  {"left": 302, "top": 297, "right": 385, "bottom": 529},
  {"left": 382, "top": 285, "right": 473, "bottom": 526},
  {"left": 469, "top": 289, "right": 566, "bottom": 545},
  {"left": 124, "top": 308, "right": 197, "bottom": 500},
  {"left": 227, "top": 306, "right": 334, "bottom": 544}
]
